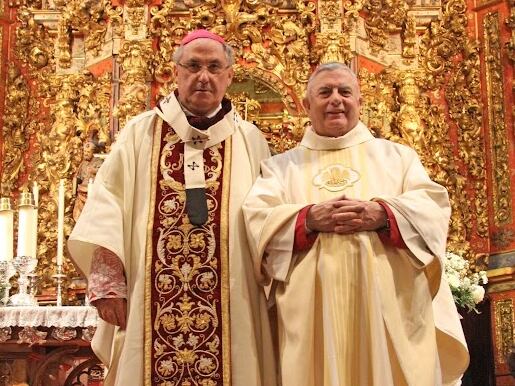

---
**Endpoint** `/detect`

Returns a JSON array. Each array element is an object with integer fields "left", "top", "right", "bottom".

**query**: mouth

[{"left": 326, "top": 111, "right": 346, "bottom": 118}]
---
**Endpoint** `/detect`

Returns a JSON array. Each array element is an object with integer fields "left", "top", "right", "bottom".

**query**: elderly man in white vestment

[
  {"left": 68, "top": 29, "right": 277, "bottom": 386},
  {"left": 243, "top": 62, "right": 469, "bottom": 386}
]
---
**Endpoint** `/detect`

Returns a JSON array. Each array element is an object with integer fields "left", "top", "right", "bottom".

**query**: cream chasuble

[
  {"left": 243, "top": 122, "right": 469, "bottom": 386},
  {"left": 68, "top": 94, "right": 277, "bottom": 386}
]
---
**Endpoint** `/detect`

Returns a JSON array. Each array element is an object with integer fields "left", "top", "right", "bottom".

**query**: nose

[
  {"left": 329, "top": 88, "right": 343, "bottom": 104},
  {"left": 197, "top": 69, "right": 210, "bottom": 83}
]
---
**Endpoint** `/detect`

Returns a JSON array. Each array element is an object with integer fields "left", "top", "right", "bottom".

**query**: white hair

[{"left": 306, "top": 62, "right": 359, "bottom": 96}]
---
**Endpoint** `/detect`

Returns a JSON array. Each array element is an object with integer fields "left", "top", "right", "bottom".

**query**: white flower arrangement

[{"left": 444, "top": 251, "right": 488, "bottom": 313}]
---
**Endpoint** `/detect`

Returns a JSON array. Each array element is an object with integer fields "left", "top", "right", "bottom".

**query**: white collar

[
  {"left": 300, "top": 121, "right": 374, "bottom": 150},
  {"left": 154, "top": 92, "right": 236, "bottom": 149}
]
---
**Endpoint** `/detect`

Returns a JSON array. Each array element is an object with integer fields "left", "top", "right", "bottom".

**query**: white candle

[
  {"left": 0, "top": 200, "right": 14, "bottom": 261},
  {"left": 57, "top": 179, "right": 65, "bottom": 266},
  {"left": 30, "top": 206, "right": 38, "bottom": 259},
  {"left": 17, "top": 205, "right": 37, "bottom": 258},
  {"left": 32, "top": 182, "right": 39, "bottom": 207}
]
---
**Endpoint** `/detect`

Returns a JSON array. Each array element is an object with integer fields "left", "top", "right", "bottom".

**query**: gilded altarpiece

[{"left": 0, "top": 0, "right": 514, "bottom": 384}]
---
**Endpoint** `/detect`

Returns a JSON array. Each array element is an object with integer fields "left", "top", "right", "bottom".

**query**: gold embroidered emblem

[{"left": 313, "top": 164, "right": 360, "bottom": 192}]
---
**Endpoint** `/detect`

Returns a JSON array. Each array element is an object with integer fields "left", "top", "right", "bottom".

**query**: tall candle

[
  {"left": 0, "top": 198, "right": 13, "bottom": 261},
  {"left": 32, "top": 182, "right": 39, "bottom": 207},
  {"left": 30, "top": 205, "right": 38, "bottom": 259},
  {"left": 57, "top": 179, "right": 65, "bottom": 266},
  {"left": 32, "top": 182, "right": 39, "bottom": 259},
  {"left": 17, "top": 192, "right": 37, "bottom": 258}
]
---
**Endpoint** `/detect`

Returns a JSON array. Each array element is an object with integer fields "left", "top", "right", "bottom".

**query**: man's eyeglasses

[{"left": 177, "top": 62, "right": 231, "bottom": 74}]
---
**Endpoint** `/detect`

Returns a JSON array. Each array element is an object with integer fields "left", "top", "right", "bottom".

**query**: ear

[
  {"left": 226, "top": 66, "right": 234, "bottom": 85},
  {"left": 173, "top": 63, "right": 178, "bottom": 79},
  {"left": 302, "top": 97, "right": 310, "bottom": 114}
]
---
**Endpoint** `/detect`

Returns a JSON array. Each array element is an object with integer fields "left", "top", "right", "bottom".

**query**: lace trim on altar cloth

[{"left": 0, "top": 306, "right": 98, "bottom": 328}]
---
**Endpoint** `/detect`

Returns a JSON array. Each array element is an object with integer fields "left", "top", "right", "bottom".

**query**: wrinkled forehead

[
  {"left": 314, "top": 69, "right": 358, "bottom": 87},
  {"left": 181, "top": 38, "right": 227, "bottom": 62},
  {"left": 309, "top": 69, "right": 360, "bottom": 94}
]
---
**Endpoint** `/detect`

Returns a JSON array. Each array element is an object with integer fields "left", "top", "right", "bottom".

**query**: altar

[{"left": 0, "top": 306, "right": 101, "bottom": 386}]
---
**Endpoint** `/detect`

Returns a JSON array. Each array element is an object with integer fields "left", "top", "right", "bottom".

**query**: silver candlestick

[
  {"left": 27, "top": 272, "right": 39, "bottom": 297},
  {"left": 53, "top": 265, "right": 66, "bottom": 307},
  {"left": 8, "top": 256, "right": 38, "bottom": 307},
  {"left": 0, "top": 261, "right": 15, "bottom": 306}
]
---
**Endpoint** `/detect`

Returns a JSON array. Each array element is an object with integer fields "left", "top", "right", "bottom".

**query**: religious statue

[{"left": 73, "top": 141, "right": 104, "bottom": 221}]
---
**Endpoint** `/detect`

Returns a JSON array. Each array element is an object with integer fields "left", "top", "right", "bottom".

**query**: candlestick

[
  {"left": 53, "top": 265, "right": 66, "bottom": 307},
  {"left": 0, "top": 198, "right": 14, "bottom": 262},
  {"left": 17, "top": 192, "right": 37, "bottom": 259},
  {"left": 0, "top": 261, "right": 15, "bottom": 306},
  {"left": 8, "top": 255, "right": 38, "bottom": 307},
  {"left": 57, "top": 179, "right": 65, "bottom": 266}
]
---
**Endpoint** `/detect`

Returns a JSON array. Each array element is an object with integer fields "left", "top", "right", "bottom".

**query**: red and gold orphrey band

[{"left": 145, "top": 118, "right": 232, "bottom": 385}]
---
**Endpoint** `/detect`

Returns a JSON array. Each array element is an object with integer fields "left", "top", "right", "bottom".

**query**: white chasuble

[
  {"left": 243, "top": 122, "right": 469, "bottom": 386},
  {"left": 68, "top": 94, "right": 277, "bottom": 386}
]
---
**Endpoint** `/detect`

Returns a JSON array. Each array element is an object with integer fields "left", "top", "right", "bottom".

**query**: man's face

[
  {"left": 175, "top": 38, "right": 234, "bottom": 116},
  {"left": 302, "top": 69, "right": 361, "bottom": 137}
]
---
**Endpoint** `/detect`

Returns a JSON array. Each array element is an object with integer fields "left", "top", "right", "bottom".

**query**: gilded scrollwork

[
  {"left": 15, "top": 7, "right": 52, "bottom": 70},
  {"left": 1, "top": 0, "right": 509, "bottom": 295},
  {"left": 494, "top": 299, "right": 514, "bottom": 366},
  {"left": 228, "top": 93, "right": 261, "bottom": 121},
  {"left": 362, "top": 0, "right": 408, "bottom": 52},
  {"left": 76, "top": 72, "right": 112, "bottom": 148},
  {"left": 402, "top": 14, "right": 417, "bottom": 60},
  {"left": 115, "top": 39, "right": 153, "bottom": 126},
  {"left": 418, "top": 0, "right": 488, "bottom": 253},
  {"left": 33, "top": 73, "right": 92, "bottom": 288},
  {"left": 1, "top": 65, "right": 30, "bottom": 197},
  {"left": 118, "top": 39, "right": 153, "bottom": 85},
  {"left": 114, "top": 84, "right": 149, "bottom": 128},
  {"left": 318, "top": 0, "right": 342, "bottom": 31},
  {"left": 445, "top": 41, "right": 488, "bottom": 238},
  {"left": 315, "top": 0, "right": 360, "bottom": 63},
  {"left": 56, "top": 0, "right": 122, "bottom": 68},
  {"left": 126, "top": 6, "right": 146, "bottom": 37},
  {"left": 484, "top": 12, "right": 512, "bottom": 226},
  {"left": 506, "top": 0, "right": 515, "bottom": 62},
  {"left": 314, "top": 31, "right": 352, "bottom": 64}
]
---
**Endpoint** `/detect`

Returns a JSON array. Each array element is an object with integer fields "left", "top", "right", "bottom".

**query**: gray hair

[
  {"left": 172, "top": 42, "right": 235, "bottom": 66},
  {"left": 306, "top": 62, "right": 359, "bottom": 96}
]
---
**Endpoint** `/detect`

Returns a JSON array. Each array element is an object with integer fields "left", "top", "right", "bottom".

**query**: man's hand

[
  {"left": 92, "top": 298, "right": 127, "bottom": 330},
  {"left": 306, "top": 194, "right": 347, "bottom": 232},
  {"left": 332, "top": 198, "right": 387, "bottom": 234},
  {"left": 306, "top": 196, "right": 387, "bottom": 234}
]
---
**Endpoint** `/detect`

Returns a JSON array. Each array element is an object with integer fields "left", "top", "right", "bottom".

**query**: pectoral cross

[{"left": 188, "top": 161, "right": 200, "bottom": 170}]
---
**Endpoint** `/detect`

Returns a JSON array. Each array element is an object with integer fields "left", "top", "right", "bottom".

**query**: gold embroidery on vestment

[
  {"left": 145, "top": 116, "right": 163, "bottom": 386},
  {"left": 220, "top": 136, "right": 232, "bottom": 385},
  {"left": 312, "top": 164, "right": 360, "bottom": 192},
  {"left": 150, "top": 121, "right": 229, "bottom": 385}
]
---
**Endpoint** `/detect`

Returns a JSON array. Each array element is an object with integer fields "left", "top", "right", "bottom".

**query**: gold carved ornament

[
  {"left": 417, "top": 0, "right": 488, "bottom": 267},
  {"left": 484, "top": 12, "right": 512, "bottom": 226},
  {"left": 494, "top": 299, "right": 514, "bottom": 368},
  {"left": 2, "top": 0, "right": 497, "bottom": 292}
]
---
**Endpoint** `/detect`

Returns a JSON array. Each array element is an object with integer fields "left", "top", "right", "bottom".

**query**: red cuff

[
  {"left": 293, "top": 205, "right": 319, "bottom": 252},
  {"left": 376, "top": 201, "right": 406, "bottom": 249}
]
